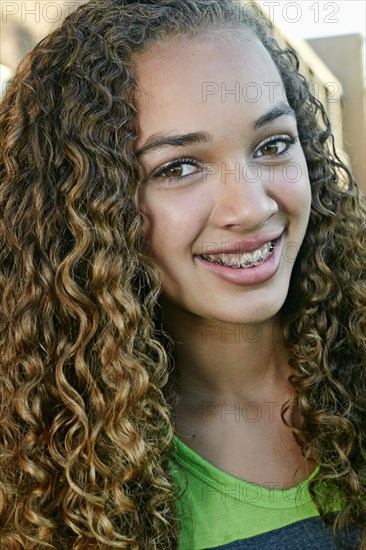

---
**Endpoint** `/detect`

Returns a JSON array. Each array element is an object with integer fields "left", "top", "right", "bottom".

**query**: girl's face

[{"left": 134, "top": 29, "right": 311, "bottom": 325}]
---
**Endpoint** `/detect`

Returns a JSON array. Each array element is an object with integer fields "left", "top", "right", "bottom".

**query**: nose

[{"left": 208, "top": 160, "right": 278, "bottom": 230}]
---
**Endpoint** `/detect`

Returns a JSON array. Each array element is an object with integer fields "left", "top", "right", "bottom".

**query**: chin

[{"left": 202, "top": 288, "right": 288, "bottom": 325}]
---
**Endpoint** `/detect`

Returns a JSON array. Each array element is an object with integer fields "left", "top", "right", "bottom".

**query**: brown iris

[
  {"left": 163, "top": 166, "right": 184, "bottom": 178},
  {"left": 260, "top": 143, "right": 280, "bottom": 155}
]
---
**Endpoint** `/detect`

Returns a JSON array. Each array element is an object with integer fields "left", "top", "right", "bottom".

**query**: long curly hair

[{"left": 0, "top": 0, "right": 365, "bottom": 548}]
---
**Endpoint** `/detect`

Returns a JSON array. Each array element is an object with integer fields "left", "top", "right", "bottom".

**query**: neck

[{"left": 160, "top": 298, "right": 294, "bottom": 406}]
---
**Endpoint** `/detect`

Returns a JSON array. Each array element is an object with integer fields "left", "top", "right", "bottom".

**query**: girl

[{"left": 0, "top": 1, "right": 365, "bottom": 548}]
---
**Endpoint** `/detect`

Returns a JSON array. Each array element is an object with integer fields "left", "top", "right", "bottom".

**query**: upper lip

[{"left": 197, "top": 231, "right": 284, "bottom": 255}]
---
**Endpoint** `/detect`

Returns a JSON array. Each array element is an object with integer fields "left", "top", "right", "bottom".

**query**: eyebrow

[
  {"left": 135, "top": 131, "right": 212, "bottom": 158},
  {"left": 254, "top": 101, "right": 296, "bottom": 130},
  {"left": 134, "top": 101, "right": 296, "bottom": 158}
]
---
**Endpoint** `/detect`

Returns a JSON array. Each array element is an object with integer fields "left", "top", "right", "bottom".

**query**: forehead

[{"left": 133, "top": 28, "right": 286, "bottom": 147}]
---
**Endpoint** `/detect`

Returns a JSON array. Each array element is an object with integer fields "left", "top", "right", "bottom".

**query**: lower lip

[{"left": 195, "top": 234, "right": 284, "bottom": 286}]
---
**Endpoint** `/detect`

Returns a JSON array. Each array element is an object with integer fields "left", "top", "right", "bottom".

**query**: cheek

[
  {"left": 138, "top": 190, "right": 177, "bottom": 238},
  {"left": 272, "top": 158, "right": 311, "bottom": 212},
  {"left": 137, "top": 200, "right": 153, "bottom": 255},
  {"left": 141, "top": 190, "right": 206, "bottom": 232},
  {"left": 138, "top": 190, "right": 160, "bottom": 257},
  {"left": 294, "top": 162, "right": 311, "bottom": 213}
]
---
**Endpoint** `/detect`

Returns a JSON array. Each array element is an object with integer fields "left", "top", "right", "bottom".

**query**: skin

[{"left": 134, "top": 28, "right": 313, "bottom": 487}]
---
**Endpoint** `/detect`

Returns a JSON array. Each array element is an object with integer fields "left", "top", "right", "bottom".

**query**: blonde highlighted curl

[{"left": 0, "top": 0, "right": 365, "bottom": 548}]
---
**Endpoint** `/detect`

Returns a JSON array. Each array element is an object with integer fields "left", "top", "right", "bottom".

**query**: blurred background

[{"left": 1, "top": 0, "right": 365, "bottom": 192}]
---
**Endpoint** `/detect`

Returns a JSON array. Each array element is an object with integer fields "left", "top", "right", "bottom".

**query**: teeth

[{"left": 202, "top": 240, "right": 275, "bottom": 269}]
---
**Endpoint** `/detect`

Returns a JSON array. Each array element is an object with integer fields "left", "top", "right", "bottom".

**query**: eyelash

[
  {"left": 150, "top": 157, "right": 200, "bottom": 182},
  {"left": 149, "top": 133, "right": 297, "bottom": 183},
  {"left": 253, "top": 134, "right": 296, "bottom": 158}
]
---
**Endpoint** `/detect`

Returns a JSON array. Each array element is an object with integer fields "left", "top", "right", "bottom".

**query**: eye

[
  {"left": 253, "top": 134, "right": 296, "bottom": 158},
  {"left": 150, "top": 157, "right": 202, "bottom": 182}
]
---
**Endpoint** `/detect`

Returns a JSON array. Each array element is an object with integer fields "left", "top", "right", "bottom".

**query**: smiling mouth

[{"left": 200, "top": 239, "right": 276, "bottom": 269}]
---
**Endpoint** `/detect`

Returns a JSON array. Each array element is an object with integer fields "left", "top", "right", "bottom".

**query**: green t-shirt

[{"left": 169, "top": 435, "right": 360, "bottom": 550}]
